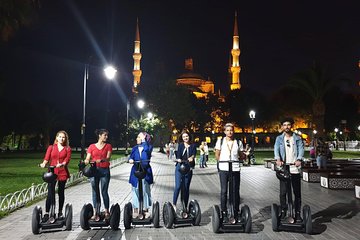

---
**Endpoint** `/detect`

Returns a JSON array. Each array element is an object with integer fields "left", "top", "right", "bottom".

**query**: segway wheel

[
  {"left": 162, "top": 202, "right": 174, "bottom": 229},
  {"left": 31, "top": 206, "right": 42, "bottom": 234},
  {"left": 110, "top": 203, "right": 120, "bottom": 230},
  {"left": 152, "top": 201, "right": 160, "bottom": 228},
  {"left": 189, "top": 200, "right": 201, "bottom": 226},
  {"left": 271, "top": 203, "right": 280, "bottom": 232},
  {"left": 303, "top": 205, "right": 312, "bottom": 234},
  {"left": 65, "top": 203, "right": 73, "bottom": 230},
  {"left": 123, "top": 202, "right": 132, "bottom": 229},
  {"left": 241, "top": 205, "right": 252, "bottom": 233},
  {"left": 80, "top": 203, "right": 93, "bottom": 230},
  {"left": 211, "top": 205, "right": 221, "bottom": 233}
]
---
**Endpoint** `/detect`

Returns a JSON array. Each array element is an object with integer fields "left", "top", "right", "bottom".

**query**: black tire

[
  {"left": 110, "top": 203, "right": 120, "bottom": 230},
  {"left": 123, "top": 202, "right": 132, "bottom": 229},
  {"left": 65, "top": 204, "right": 73, "bottom": 230},
  {"left": 189, "top": 200, "right": 201, "bottom": 226},
  {"left": 241, "top": 205, "right": 252, "bottom": 233},
  {"left": 271, "top": 203, "right": 279, "bottom": 232},
  {"left": 162, "top": 202, "right": 174, "bottom": 229},
  {"left": 152, "top": 201, "right": 160, "bottom": 228},
  {"left": 303, "top": 205, "right": 312, "bottom": 234},
  {"left": 31, "top": 206, "right": 41, "bottom": 235},
  {"left": 211, "top": 205, "right": 221, "bottom": 233},
  {"left": 80, "top": 203, "right": 93, "bottom": 230}
]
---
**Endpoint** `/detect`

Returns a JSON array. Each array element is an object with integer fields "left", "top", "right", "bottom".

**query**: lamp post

[
  {"left": 334, "top": 128, "right": 339, "bottom": 150},
  {"left": 125, "top": 99, "right": 145, "bottom": 156},
  {"left": 249, "top": 110, "right": 256, "bottom": 165},
  {"left": 81, "top": 64, "right": 117, "bottom": 161}
]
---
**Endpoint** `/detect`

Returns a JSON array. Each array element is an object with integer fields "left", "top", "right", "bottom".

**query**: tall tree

[
  {"left": 287, "top": 63, "right": 337, "bottom": 136},
  {"left": 0, "top": 0, "right": 41, "bottom": 42}
]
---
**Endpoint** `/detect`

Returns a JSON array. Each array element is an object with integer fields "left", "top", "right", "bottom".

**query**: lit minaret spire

[
  {"left": 132, "top": 18, "right": 142, "bottom": 94},
  {"left": 230, "top": 11, "right": 241, "bottom": 91}
]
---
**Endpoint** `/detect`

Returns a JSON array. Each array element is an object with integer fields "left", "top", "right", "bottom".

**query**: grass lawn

[{"left": 0, "top": 151, "right": 125, "bottom": 196}]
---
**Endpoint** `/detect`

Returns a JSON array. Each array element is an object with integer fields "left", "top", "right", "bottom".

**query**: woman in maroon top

[
  {"left": 84, "top": 129, "right": 112, "bottom": 220},
  {"left": 40, "top": 130, "right": 71, "bottom": 221}
]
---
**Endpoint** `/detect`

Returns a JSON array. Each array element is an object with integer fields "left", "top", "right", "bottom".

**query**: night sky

[{"left": 1, "top": 0, "right": 359, "bottom": 114}]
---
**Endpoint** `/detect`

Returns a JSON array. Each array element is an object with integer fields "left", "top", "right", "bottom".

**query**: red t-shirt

[
  {"left": 87, "top": 143, "right": 112, "bottom": 168},
  {"left": 44, "top": 145, "right": 71, "bottom": 181}
]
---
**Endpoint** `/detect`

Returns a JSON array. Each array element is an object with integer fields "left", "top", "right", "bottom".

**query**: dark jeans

[
  {"left": 46, "top": 180, "right": 66, "bottom": 213},
  {"left": 219, "top": 171, "right": 240, "bottom": 212},
  {"left": 173, "top": 164, "right": 193, "bottom": 207},
  {"left": 279, "top": 173, "right": 301, "bottom": 212},
  {"left": 90, "top": 167, "right": 111, "bottom": 209}
]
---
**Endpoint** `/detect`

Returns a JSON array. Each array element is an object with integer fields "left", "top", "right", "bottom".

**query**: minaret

[
  {"left": 132, "top": 18, "right": 142, "bottom": 94},
  {"left": 230, "top": 11, "right": 241, "bottom": 91}
]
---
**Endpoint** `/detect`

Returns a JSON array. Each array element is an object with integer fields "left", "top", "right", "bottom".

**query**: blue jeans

[
  {"left": 199, "top": 154, "right": 205, "bottom": 167},
  {"left": 132, "top": 179, "right": 152, "bottom": 209},
  {"left": 316, "top": 155, "right": 327, "bottom": 168},
  {"left": 90, "top": 167, "right": 110, "bottom": 210},
  {"left": 173, "top": 164, "right": 193, "bottom": 207}
]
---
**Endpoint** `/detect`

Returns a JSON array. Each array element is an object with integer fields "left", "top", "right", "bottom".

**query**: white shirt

[
  {"left": 215, "top": 138, "right": 243, "bottom": 171},
  {"left": 284, "top": 136, "right": 300, "bottom": 174}
]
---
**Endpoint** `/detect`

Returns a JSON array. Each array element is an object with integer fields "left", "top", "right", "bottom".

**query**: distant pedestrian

[
  {"left": 204, "top": 142, "right": 209, "bottom": 167},
  {"left": 315, "top": 137, "right": 330, "bottom": 169}
]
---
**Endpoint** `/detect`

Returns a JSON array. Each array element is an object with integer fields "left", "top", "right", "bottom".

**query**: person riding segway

[
  {"left": 79, "top": 129, "right": 120, "bottom": 230},
  {"left": 272, "top": 117, "right": 312, "bottom": 234},
  {"left": 211, "top": 123, "right": 251, "bottom": 233},
  {"left": 123, "top": 132, "right": 160, "bottom": 229},
  {"left": 32, "top": 131, "right": 73, "bottom": 235},
  {"left": 163, "top": 130, "right": 201, "bottom": 228}
]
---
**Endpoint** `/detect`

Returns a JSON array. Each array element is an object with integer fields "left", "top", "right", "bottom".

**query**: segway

[
  {"left": 79, "top": 161, "right": 120, "bottom": 230},
  {"left": 32, "top": 166, "right": 73, "bottom": 234},
  {"left": 162, "top": 160, "right": 201, "bottom": 228},
  {"left": 271, "top": 163, "right": 312, "bottom": 234},
  {"left": 123, "top": 160, "right": 160, "bottom": 229},
  {"left": 211, "top": 160, "right": 252, "bottom": 233}
]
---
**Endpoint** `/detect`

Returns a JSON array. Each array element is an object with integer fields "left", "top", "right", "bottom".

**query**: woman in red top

[
  {"left": 40, "top": 130, "right": 71, "bottom": 220},
  {"left": 84, "top": 129, "right": 112, "bottom": 220}
]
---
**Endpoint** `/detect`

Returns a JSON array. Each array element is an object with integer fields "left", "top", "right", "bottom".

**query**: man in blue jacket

[{"left": 274, "top": 117, "right": 304, "bottom": 222}]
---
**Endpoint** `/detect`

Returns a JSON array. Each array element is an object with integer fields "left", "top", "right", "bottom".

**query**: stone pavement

[{"left": 0, "top": 151, "right": 359, "bottom": 240}]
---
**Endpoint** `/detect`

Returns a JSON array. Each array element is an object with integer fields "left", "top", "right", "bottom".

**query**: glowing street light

[
  {"left": 125, "top": 99, "right": 146, "bottom": 155},
  {"left": 248, "top": 110, "right": 256, "bottom": 165},
  {"left": 81, "top": 64, "right": 117, "bottom": 164}
]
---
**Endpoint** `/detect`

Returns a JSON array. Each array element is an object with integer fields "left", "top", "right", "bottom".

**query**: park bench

[
  {"left": 320, "top": 171, "right": 360, "bottom": 190},
  {"left": 355, "top": 181, "right": 360, "bottom": 199}
]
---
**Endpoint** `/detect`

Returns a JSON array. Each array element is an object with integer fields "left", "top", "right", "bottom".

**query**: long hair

[
  {"left": 53, "top": 130, "right": 69, "bottom": 146},
  {"left": 95, "top": 129, "right": 109, "bottom": 140}
]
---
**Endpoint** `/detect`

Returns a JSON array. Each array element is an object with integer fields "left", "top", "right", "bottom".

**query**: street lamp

[
  {"left": 334, "top": 128, "right": 339, "bottom": 150},
  {"left": 125, "top": 99, "right": 145, "bottom": 155},
  {"left": 249, "top": 110, "right": 256, "bottom": 165},
  {"left": 81, "top": 64, "right": 117, "bottom": 161}
]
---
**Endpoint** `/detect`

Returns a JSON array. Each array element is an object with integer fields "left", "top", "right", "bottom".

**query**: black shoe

[
  {"left": 58, "top": 212, "right": 64, "bottom": 219},
  {"left": 280, "top": 210, "right": 287, "bottom": 219},
  {"left": 222, "top": 211, "right": 228, "bottom": 223},
  {"left": 42, "top": 213, "right": 49, "bottom": 222},
  {"left": 295, "top": 212, "right": 303, "bottom": 222}
]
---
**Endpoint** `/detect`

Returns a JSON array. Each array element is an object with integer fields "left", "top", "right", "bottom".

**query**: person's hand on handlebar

[
  {"left": 84, "top": 159, "right": 90, "bottom": 165},
  {"left": 56, "top": 163, "right": 64, "bottom": 168},
  {"left": 276, "top": 159, "right": 283, "bottom": 167},
  {"left": 39, "top": 162, "right": 47, "bottom": 168},
  {"left": 129, "top": 159, "right": 134, "bottom": 164},
  {"left": 188, "top": 156, "right": 194, "bottom": 162}
]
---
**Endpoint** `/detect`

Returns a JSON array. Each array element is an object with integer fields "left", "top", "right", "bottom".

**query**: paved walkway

[{"left": 0, "top": 152, "right": 359, "bottom": 240}]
